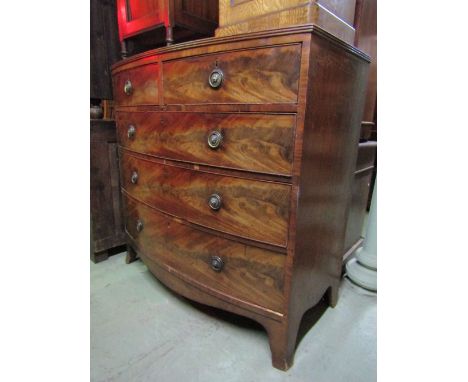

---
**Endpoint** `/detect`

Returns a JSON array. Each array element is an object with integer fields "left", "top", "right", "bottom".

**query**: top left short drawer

[{"left": 113, "top": 64, "right": 159, "bottom": 106}]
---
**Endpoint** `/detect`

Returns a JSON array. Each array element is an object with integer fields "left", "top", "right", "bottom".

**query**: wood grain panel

[
  {"left": 113, "top": 63, "right": 159, "bottom": 106},
  {"left": 218, "top": 0, "right": 311, "bottom": 26},
  {"left": 216, "top": 0, "right": 355, "bottom": 43},
  {"left": 219, "top": 0, "right": 355, "bottom": 26},
  {"left": 124, "top": 195, "right": 286, "bottom": 313},
  {"left": 120, "top": 151, "right": 291, "bottom": 247},
  {"left": 162, "top": 44, "right": 301, "bottom": 104},
  {"left": 115, "top": 111, "right": 295, "bottom": 175}
]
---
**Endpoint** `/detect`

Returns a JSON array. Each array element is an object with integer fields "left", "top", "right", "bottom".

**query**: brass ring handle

[
  {"left": 207, "top": 131, "right": 223, "bottom": 149},
  {"left": 131, "top": 171, "right": 138, "bottom": 184},
  {"left": 208, "top": 68, "right": 224, "bottom": 89},
  {"left": 127, "top": 125, "right": 136, "bottom": 139},
  {"left": 136, "top": 219, "right": 144, "bottom": 233},
  {"left": 210, "top": 256, "right": 224, "bottom": 272},
  {"left": 124, "top": 80, "right": 133, "bottom": 95},
  {"left": 208, "top": 193, "right": 222, "bottom": 211}
]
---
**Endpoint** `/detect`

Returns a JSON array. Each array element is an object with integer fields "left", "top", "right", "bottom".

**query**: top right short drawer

[{"left": 162, "top": 44, "right": 302, "bottom": 105}]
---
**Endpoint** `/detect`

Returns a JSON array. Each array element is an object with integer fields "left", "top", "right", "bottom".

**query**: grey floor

[{"left": 91, "top": 253, "right": 376, "bottom": 382}]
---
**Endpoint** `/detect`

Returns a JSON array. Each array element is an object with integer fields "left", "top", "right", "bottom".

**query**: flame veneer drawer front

[
  {"left": 113, "top": 63, "right": 159, "bottom": 106},
  {"left": 124, "top": 195, "right": 286, "bottom": 313},
  {"left": 162, "top": 44, "right": 301, "bottom": 105},
  {"left": 115, "top": 111, "right": 295, "bottom": 175},
  {"left": 120, "top": 151, "right": 290, "bottom": 247}
]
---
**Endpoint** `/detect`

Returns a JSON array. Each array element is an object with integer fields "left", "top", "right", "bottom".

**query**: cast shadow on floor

[{"left": 142, "top": 265, "right": 329, "bottom": 350}]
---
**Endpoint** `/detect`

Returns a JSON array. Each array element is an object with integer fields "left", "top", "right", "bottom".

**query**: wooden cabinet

[
  {"left": 216, "top": 0, "right": 357, "bottom": 44},
  {"left": 91, "top": 0, "right": 120, "bottom": 100},
  {"left": 90, "top": 120, "right": 126, "bottom": 263},
  {"left": 112, "top": 25, "right": 369, "bottom": 370},
  {"left": 117, "top": 0, "right": 218, "bottom": 57},
  {"left": 344, "top": 141, "right": 377, "bottom": 258}
]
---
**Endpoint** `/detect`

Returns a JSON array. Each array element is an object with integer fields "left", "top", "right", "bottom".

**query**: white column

[{"left": 346, "top": 179, "right": 377, "bottom": 291}]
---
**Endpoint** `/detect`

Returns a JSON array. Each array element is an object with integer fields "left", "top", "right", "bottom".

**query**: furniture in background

[
  {"left": 343, "top": 141, "right": 377, "bottom": 260},
  {"left": 354, "top": 0, "right": 377, "bottom": 141},
  {"left": 91, "top": 0, "right": 121, "bottom": 102},
  {"left": 353, "top": 0, "right": 377, "bottom": 209},
  {"left": 116, "top": 0, "right": 219, "bottom": 57},
  {"left": 90, "top": 0, "right": 126, "bottom": 263},
  {"left": 90, "top": 120, "right": 126, "bottom": 263},
  {"left": 215, "top": 0, "right": 357, "bottom": 44},
  {"left": 112, "top": 25, "right": 369, "bottom": 370}
]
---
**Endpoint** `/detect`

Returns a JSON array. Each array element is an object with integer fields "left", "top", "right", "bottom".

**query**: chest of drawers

[{"left": 112, "top": 25, "right": 369, "bottom": 371}]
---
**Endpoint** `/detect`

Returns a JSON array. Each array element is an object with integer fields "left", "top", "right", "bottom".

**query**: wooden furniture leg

[
  {"left": 126, "top": 244, "right": 138, "bottom": 264},
  {"left": 121, "top": 40, "right": 128, "bottom": 59},
  {"left": 91, "top": 250, "right": 109, "bottom": 264},
  {"left": 266, "top": 318, "right": 302, "bottom": 371},
  {"left": 166, "top": 26, "right": 174, "bottom": 45}
]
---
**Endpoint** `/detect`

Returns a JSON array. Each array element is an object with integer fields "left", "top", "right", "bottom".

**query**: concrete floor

[{"left": 91, "top": 253, "right": 376, "bottom": 382}]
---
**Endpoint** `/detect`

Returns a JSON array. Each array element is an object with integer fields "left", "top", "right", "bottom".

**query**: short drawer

[
  {"left": 116, "top": 111, "right": 295, "bottom": 175},
  {"left": 113, "top": 63, "right": 159, "bottom": 106},
  {"left": 124, "top": 195, "right": 285, "bottom": 313},
  {"left": 162, "top": 44, "right": 301, "bottom": 105},
  {"left": 120, "top": 151, "right": 291, "bottom": 247}
]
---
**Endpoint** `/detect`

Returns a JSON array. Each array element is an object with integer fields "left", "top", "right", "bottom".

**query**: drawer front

[
  {"left": 120, "top": 152, "right": 290, "bottom": 247},
  {"left": 162, "top": 44, "right": 301, "bottom": 104},
  {"left": 116, "top": 111, "right": 295, "bottom": 175},
  {"left": 124, "top": 195, "right": 285, "bottom": 313},
  {"left": 113, "top": 63, "right": 159, "bottom": 106}
]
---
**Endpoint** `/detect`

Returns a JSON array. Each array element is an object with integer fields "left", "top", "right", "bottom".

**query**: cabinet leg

[
  {"left": 266, "top": 318, "right": 301, "bottom": 371},
  {"left": 166, "top": 26, "right": 174, "bottom": 46},
  {"left": 326, "top": 284, "right": 339, "bottom": 308},
  {"left": 91, "top": 250, "right": 109, "bottom": 264},
  {"left": 126, "top": 245, "right": 138, "bottom": 264},
  {"left": 121, "top": 40, "right": 128, "bottom": 59}
]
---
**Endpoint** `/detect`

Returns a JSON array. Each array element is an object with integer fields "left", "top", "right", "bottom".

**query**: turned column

[{"left": 346, "top": 179, "right": 377, "bottom": 291}]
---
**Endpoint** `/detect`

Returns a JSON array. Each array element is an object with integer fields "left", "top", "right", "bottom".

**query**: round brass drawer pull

[
  {"left": 127, "top": 125, "right": 136, "bottom": 139},
  {"left": 124, "top": 80, "right": 133, "bottom": 95},
  {"left": 208, "top": 68, "right": 224, "bottom": 89},
  {"left": 131, "top": 171, "right": 139, "bottom": 184},
  {"left": 210, "top": 255, "right": 224, "bottom": 272},
  {"left": 208, "top": 193, "right": 222, "bottom": 211},
  {"left": 207, "top": 131, "right": 223, "bottom": 149},
  {"left": 136, "top": 219, "right": 144, "bottom": 233}
]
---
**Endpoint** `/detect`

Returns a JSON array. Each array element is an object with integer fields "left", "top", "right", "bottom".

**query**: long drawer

[
  {"left": 120, "top": 151, "right": 291, "bottom": 247},
  {"left": 162, "top": 44, "right": 301, "bottom": 105},
  {"left": 124, "top": 195, "right": 286, "bottom": 313},
  {"left": 116, "top": 111, "right": 295, "bottom": 175}
]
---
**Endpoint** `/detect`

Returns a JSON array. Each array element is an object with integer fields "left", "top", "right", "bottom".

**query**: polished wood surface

[
  {"left": 124, "top": 195, "right": 286, "bottom": 313},
  {"left": 216, "top": 0, "right": 356, "bottom": 44},
  {"left": 163, "top": 44, "right": 301, "bottom": 105},
  {"left": 120, "top": 150, "right": 291, "bottom": 247},
  {"left": 116, "top": 111, "right": 295, "bottom": 175},
  {"left": 113, "top": 63, "right": 159, "bottom": 106},
  {"left": 112, "top": 25, "right": 369, "bottom": 371}
]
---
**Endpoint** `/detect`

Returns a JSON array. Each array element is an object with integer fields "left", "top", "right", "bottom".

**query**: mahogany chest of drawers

[{"left": 112, "top": 25, "right": 369, "bottom": 370}]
